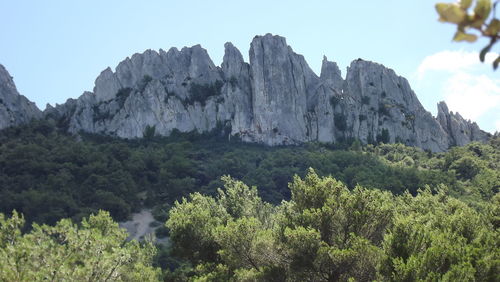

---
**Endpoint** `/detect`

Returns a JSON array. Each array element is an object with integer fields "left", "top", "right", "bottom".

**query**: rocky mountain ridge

[
  {"left": 0, "top": 65, "right": 42, "bottom": 130},
  {"left": 1, "top": 34, "right": 491, "bottom": 151}
]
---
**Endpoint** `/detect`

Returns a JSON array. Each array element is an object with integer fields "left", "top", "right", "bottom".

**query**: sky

[{"left": 1, "top": 0, "right": 499, "bottom": 133}]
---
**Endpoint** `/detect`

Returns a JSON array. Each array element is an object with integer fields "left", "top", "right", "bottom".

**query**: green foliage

[
  {"left": 185, "top": 80, "right": 224, "bottom": 106},
  {"left": 436, "top": 0, "right": 500, "bottom": 69},
  {"left": 167, "top": 193, "right": 229, "bottom": 264},
  {"left": 166, "top": 171, "right": 499, "bottom": 281},
  {"left": 377, "top": 128, "right": 391, "bottom": 144},
  {"left": 92, "top": 103, "right": 112, "bottom": 122},
  {"left": 368, "top": 139, "right": 500, "bottom": 202},
  {"left": 143, "top": 125, "right": 156, "bottom": 140},
  {"left": 380, "top": 189, "right": 499, "bottom": 281},
  {"left": 334, "top": 113, "right": 347, "bottom": 131},
  {"left": 1, "top": 120, "right": 499, "bottom": 232},
  {"left": 228, "top": 76, "right": 238, "bottom": 89},
  {"left": 329, "top": 96, "right": 341, "bottom": 108},
  {"left": 378, "top": 103, "right": 391, "bottom": 117},
  {"left": 116, "top": 87, "right": 133, "bottom": 107},
  {"left": 0, "top": 210, "right": 161, "bottom": 281},
  {"left": 139, "top": 75, "right": 153, "bottom": 92},
  {"left": 1, "top": 120, "right": 500, "bottom": 278}
]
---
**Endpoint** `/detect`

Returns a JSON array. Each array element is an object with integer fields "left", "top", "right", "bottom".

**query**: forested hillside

[
  {"left": 0, "top": 120, "right": 499, "bottom": 280},
  {"left": 1, "top": 120, "right": 498, "bottom": 226}
]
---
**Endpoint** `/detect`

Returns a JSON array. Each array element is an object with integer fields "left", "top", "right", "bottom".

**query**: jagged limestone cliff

[
  {"left": 4, "top": 34, "right": 489, "bottom": 151},
  {"left": 0, "top": 64, "right": 42, "bottom": 130}
]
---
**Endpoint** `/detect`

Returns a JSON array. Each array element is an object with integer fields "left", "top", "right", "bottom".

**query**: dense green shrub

[
  {"left": 377, "top": 128, "right": 390, "bottom": 144},
  {"left": 139, "top": 75, "right": 153, "bottom": 92},
  {"left": 0, "top": 211, "right": 161, "bottom": 281},
  {"left": 116, "top": 87, "right": 133, "bottom": 107},
  {"left": 334, "top": 113, "right": 347, "bottom": 131},
  {"left": 378, "top": 103, "right": 391, "bottom": 117},
  {"left": 329, "top": 96, "right": 340, "bottom": 107},
  {"left": 185, "top": 80, "right": 224, "bottom": 106},
  {"left": 166, "top": 171, "right": 499, "bottom": 281}
]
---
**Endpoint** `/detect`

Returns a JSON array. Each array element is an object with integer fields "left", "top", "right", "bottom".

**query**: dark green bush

[
  {"left": 361, "top": 96, "right": 370, "bottom": 105},
  {"left": 330, "top": 96, "right": 340, "bottom": 108},
  {"left": 377, "top": 128, "right": 390, "bottom": 144},
  {"left": 378, "top": 103, "right": 391, "bottom": 117},
  {"left": 116, "top": 87, "right": 133, "bottom": 107},
  {"left": 334, "top": 113, "right": 347, "bottom": 131},
  {"left": 185, "top": 80, "right": 224, "bottom": 106},
  {"left": 138, "top": 75, "right": 153, "bottom": 92}
]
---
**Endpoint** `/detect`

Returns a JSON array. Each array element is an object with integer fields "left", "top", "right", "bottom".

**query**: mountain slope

[{"left": 0, "top": 64, "right": 42, "bottom": 129}]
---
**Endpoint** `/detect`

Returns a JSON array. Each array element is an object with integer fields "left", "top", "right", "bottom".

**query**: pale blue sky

[{"left": 1, "top": 0, "right": 498, "bottom": 132}]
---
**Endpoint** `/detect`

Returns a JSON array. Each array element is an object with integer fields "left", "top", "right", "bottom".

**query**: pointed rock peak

[
  {"left": 0, "top": 64, "right": 42, "bottom": 129},
  {"left": 224, "top": 42, "right": 243, "bottom": 59},
  {"left": 143, "top": 48, "right": 157, "bottom": 55},
  {"left": 166, "top": 47, "right": 180, "bottom": 56},
  {"left": 346, "top": 58, "right": 402, "bottom": 86},
  {"left": 0, "top": 64, "right": 11, "bottom": 78},
  {"left": 348, "top": 58, "right": 398, "bottom": 74},
  {"left": 320, "top": 56, "right": 342, "bottom": 80},
  {"left": 94, "top": 67, "right": 115, "bottom": 86},
  {"left": 103, "top": 66, "right": 113, "bottom": 75},
  {"left": 93, "top": 66, "right": 121, "bottom": 102},
  {"left": 437, "top": 101, "right": 449, "bottom": 114},
  {"left": 0, "top": 64, "right": 15, "bottom": 87},
  {"left": 349, "top": 58, "right": 382, "bottom": 69},
  {"left": 249, "top": 34, "right": 297, "bottom": 69},
  {"left": 182, "top": 44, "right": 214, "bottom": 63},
  {"left": 222, "top": 42, "right": 245, "bottom": 73},
  {"left": 251, "top": 33, "right": 288, "bottom": 49},
  {"left": 224, "top": 42, "right": 243, "bottom": 61},
  {"left": 182, "top": 44, "right": 205, "bottom": 54}
]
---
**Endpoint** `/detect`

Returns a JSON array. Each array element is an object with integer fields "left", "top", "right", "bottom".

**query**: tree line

[{"left": 1, "top": 120, "right": 497, "bottom": 227}]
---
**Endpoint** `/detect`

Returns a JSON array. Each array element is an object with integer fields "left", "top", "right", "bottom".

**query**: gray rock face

[
  {"left": 43, "top": 34, "right": 490, "bottom": 151},
  {"left": 437, "top": 101, "right": 489, "bottom": 147},
  {"left": 0, "top": 64, "right": 42, "bottom": 130},
  {"left": 341, "top": 59, "right": 453, "bottom": 152},
  {"left": 247, "top": 34, "right": 319, "bottom": 144}
]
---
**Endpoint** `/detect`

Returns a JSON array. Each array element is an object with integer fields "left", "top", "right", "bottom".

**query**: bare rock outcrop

[
  {"left": 0, "top": 64, "right": 42, "bottom": 130},
  {"left": 37, "top": 34, "right": 490, "bottom": 151}
]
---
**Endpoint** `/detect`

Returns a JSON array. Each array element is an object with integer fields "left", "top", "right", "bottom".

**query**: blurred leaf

[
  {"left": 485, "top": 19, "right": 500, "bottom": 36},
  {"left": 460, "top": 0, "right": 473, "bottom": 9},
  {"left": 453, "top": 30, "right": 478, "bottom": 42},
  {"left": 493, "top": 55, "right": 500, "bottom": 69},
  {"left": 480, "top": 38, "right": 496, "bottom": 62},
  {"left": 474, "top": 0, "right": 492, "bottom": 20},
  {"left": 436, "top": 3, "right": 467, "bottom": 23},
  {"left": 470, "top": 18, "right": 486, "bottom": 28}
]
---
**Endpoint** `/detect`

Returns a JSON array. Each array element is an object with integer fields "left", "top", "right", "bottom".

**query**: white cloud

[
  {"left": 417, "top": 50, "right": 498, "bottom": 80},
  {"left": 417, "top": 50, "right": 478, "bottom": 79},
  {"left": 442, "top": 72, "right": 500, "bottom": 121},
  {"left": 416, "top": 50, "right": 500, "bottom": 133}
]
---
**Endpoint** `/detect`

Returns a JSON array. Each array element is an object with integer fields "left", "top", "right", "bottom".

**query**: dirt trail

[{"left": 119, "top": 209, "right": 156, "bottom": 241}]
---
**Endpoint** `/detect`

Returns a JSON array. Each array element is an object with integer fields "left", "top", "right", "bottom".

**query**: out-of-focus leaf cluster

[{"left": 436, "top": 0, "right": 500, "bottom": 69}]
